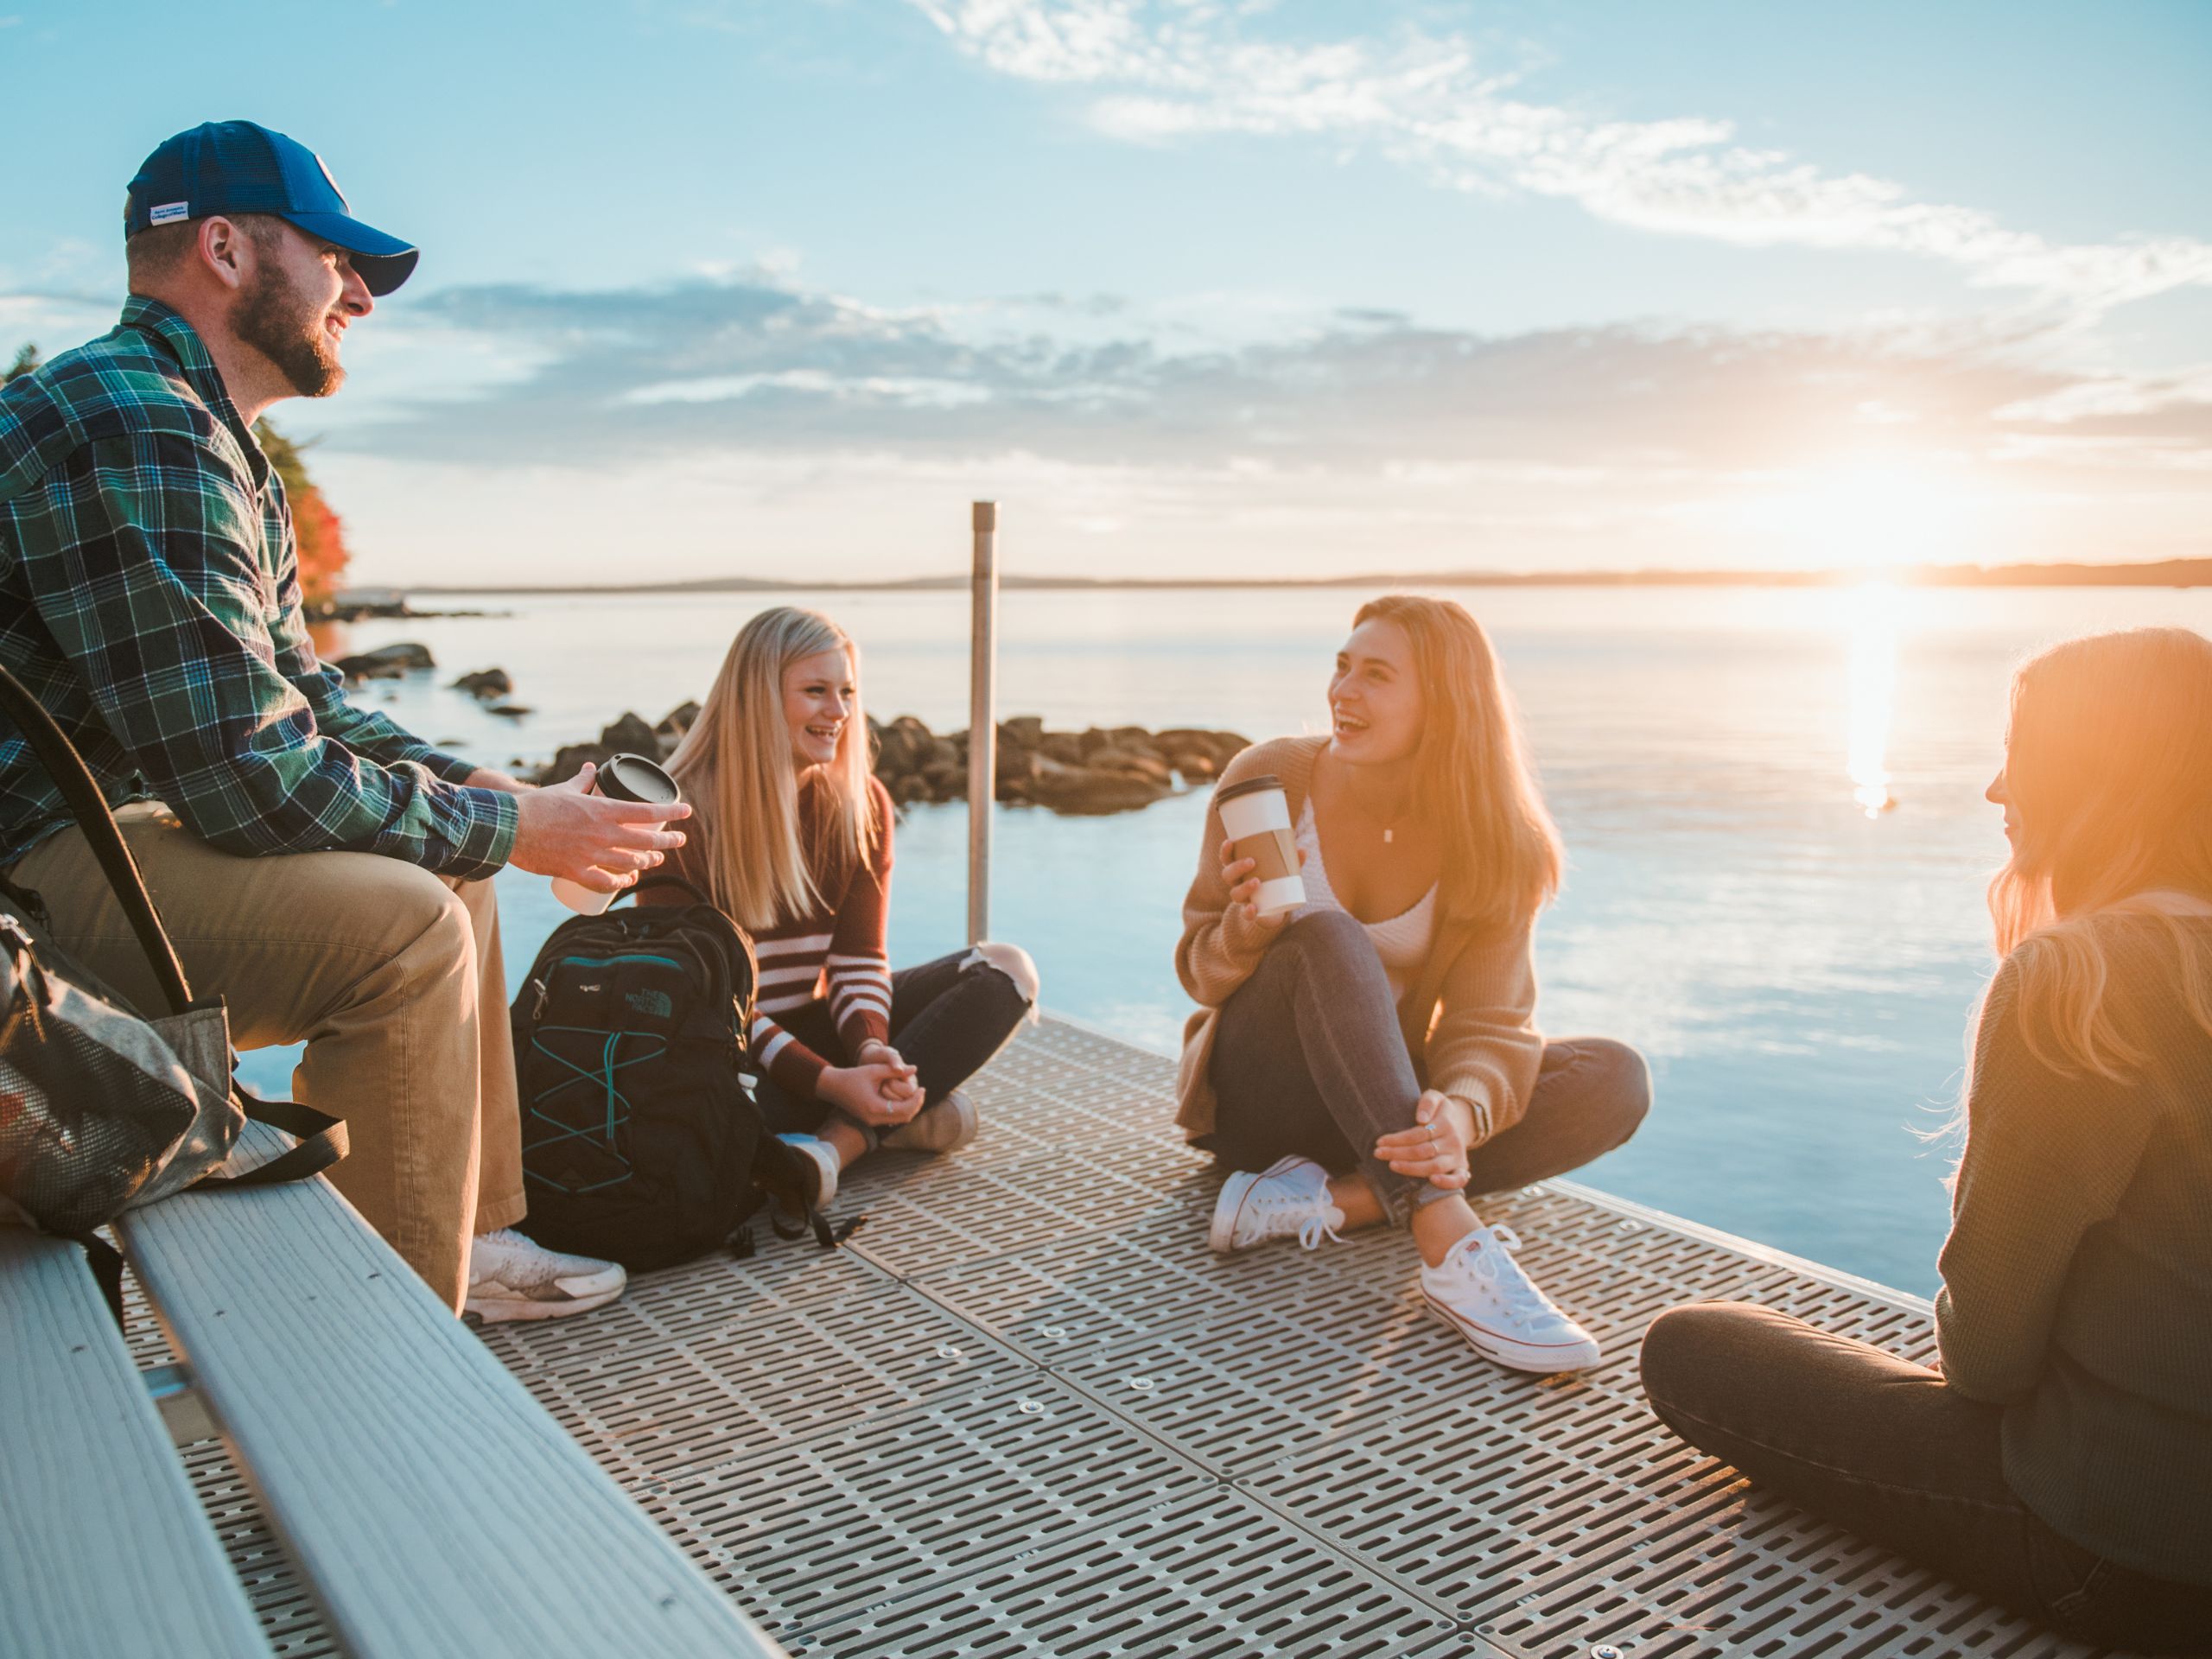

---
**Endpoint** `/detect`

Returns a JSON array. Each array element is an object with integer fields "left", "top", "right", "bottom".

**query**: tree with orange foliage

[{"left": 252, "top": 417, "right": 352, "bottom": 611}]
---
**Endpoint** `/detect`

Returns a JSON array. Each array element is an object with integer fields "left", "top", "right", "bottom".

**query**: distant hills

[{"left": 409, "top": 557, "right": 2211, "bottom": 596}]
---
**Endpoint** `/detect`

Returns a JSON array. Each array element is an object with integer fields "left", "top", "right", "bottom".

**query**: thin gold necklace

[{"left": 1324, "top": 752, "right": 1414, "bottom": 842}]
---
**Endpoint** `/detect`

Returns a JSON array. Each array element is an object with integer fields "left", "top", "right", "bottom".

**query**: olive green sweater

[{"left": 1935, "top": 913, "right": 2212, "bottom": 1586}]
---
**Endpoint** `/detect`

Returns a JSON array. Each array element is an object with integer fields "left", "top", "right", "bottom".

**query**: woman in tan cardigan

[{"left": 1176, "top": 595, "right": 1649, "bottom": 1373}]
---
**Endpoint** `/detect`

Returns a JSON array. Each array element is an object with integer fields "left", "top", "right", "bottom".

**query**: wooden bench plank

[
  {"left": 0, "top": 1228, "right": 272, "bottom": 1659},
  {"left": 118, "top": 1127, "right": 786, "bottom": 1659}
]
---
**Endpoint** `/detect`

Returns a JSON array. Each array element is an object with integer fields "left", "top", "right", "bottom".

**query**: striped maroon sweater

[{"left": 645, "top": 773, "right": 893, "bottom": 1098}]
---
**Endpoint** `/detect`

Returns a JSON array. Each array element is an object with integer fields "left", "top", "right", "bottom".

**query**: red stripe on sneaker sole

[{"left": 1422, "top": 1291, "right": 1599, "bottom": 1372}]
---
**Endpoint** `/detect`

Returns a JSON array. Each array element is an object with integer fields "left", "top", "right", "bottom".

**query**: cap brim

[{"left": 282, "top": 211, "right": 419, "bottom": 296}]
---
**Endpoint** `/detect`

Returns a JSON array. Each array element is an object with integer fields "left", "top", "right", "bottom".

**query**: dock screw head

[
  {"left": 1591, "top": 1646, "right": 1625, "bottom": 1659},
  {"left": 934, "top": 1343, "right": 963, "bottom": 1360}
]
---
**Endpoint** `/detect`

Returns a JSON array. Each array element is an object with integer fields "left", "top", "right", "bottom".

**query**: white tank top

[{"left": 1293, "top": 799, "right": 1437, "bottom": 1000}]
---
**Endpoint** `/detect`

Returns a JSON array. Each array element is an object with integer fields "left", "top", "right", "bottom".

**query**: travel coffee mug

[
  {"left": 1216, "top": 774, "right": 1306, "bottom": 917},
  {"left": 550, "top": 752, "right": 683, "bottom": 916}
]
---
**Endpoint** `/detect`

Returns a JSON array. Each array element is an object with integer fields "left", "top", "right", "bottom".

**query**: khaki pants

[{"left": 9, "top": 807, "right": 524, "bottom": 1310}]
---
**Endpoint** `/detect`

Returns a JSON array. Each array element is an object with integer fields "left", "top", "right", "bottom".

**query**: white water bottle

[{"left": 550, "top": 753, "right": 683, "bottom": 916}]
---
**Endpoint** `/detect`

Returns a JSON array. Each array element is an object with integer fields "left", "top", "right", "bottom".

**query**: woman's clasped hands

[{"left": 817, "top": 1038, "right": 925, "bottom": 1127}]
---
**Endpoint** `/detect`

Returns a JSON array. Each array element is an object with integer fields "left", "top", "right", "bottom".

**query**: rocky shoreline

[
  {"left": 537, "top": 704, "right": 1249, "bottom": 817},
  {"left": 334, "top": 644, "right": 1245, "bottom": 816}
]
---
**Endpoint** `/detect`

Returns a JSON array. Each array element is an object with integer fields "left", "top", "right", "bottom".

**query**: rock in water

[
  {"left": 451, "top": 667, "right": 512, "bottom": 699},
  {"left": 334, "top": 641, "right": 435, "bottom": 680},
  {"left": 599, "top": 711, "right": 658, "bottom": 755},
  {"left": 1087, "top": 746, "right": 1173, "bottom": 786},
  {"left": 1023, "top": 760, "right": 1170, "bottom": 815}
]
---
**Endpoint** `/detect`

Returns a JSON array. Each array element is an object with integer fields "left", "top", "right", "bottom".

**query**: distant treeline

[{"left": 412, "top": 557, "right": 2212, "bottom": 598}]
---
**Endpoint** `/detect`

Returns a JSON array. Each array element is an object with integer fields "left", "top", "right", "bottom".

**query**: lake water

[{"left": 241, "top": 582, "right": 2208, "bottom": 1296}]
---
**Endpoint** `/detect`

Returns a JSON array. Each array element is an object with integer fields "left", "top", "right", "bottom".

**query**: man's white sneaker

[
  {"left": 1209, "top": 1155, "right": 1346, "bottom": 1253},
  {"left": 464, "top": 1228, "right": 626, "bottom": 1325},
  {"left": 776, "top": 1133, "right": 841, "bottom": 1207},
  {"left": 1420, "top": 1223, "right": 1601, "bottom": 1373},
  {"left": 880, "top": 1088, "right": 978, "bottom": 1154}
]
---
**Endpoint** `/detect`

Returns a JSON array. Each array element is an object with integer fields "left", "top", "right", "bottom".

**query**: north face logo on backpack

[{"left": 625, "top": 987, "right": 674, "bottom": 1020}]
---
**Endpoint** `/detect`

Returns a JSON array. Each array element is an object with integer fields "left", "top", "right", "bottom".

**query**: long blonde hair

[
  {"left": 1980, "top": 626, "right": 2212, "bottom": 1079},
  {"left": 668, "top": 607, "right": 880, "bottom": 932},
  {"left": 1356, "top": 594, "right": 1563, "bottom": 933}
]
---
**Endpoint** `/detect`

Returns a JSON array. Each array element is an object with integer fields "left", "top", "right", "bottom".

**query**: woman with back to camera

[
  {"left": 1640, "top": 627, "right": 2212, "bottom": 1653},
  {"left": 643, "top": 606, "right": 1039, "bottom": 1205},
  {"left": 1176, "top": 594, "right": 1650, "bottom": 1373}
]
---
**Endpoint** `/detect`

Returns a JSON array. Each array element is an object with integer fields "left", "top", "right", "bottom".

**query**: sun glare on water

[
  {"left": 1738, "top": 460, "right": 1969, "bottom": 818},
  {"left": 1844, "top": 581, "right": 1901, "bottom": 817}
]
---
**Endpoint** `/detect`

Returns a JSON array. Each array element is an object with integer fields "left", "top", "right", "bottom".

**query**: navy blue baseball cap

[{"left": 125, "top": 121, "right": 418, "bottom": 296}]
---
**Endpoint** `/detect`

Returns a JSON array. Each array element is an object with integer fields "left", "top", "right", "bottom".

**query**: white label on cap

[{"left": 149, "top": 201, "right": 190, "bottom": 225}]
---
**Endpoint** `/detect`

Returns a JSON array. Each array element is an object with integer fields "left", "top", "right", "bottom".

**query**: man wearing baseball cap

[{"left": 0, "top": 122, "right": 683, "bottom": 1320}]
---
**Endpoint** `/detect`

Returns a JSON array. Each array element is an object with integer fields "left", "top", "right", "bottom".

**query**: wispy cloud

[
  {"left": 309, "top": 265, "right": 2210, "bottom": 488},
  {"left": 907, "top": 1, "right": 2212, "bottom": 319}
]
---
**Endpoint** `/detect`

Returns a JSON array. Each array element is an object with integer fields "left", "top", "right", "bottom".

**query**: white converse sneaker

[
  {"left": 1420, "top": 1223, "right": 1601, "bottom": 1373},
  {"left": 464, "top": 1229, "right": 626, "bottom": 1325},
  {"left": 776, "top": 1133, "right": 841, "bottom": 1207},
  {"left": 880, "top": 1088, "right": 978, "bottom": 1154},
  {"left": 1209, "top": 1156, "right": 1346, "bottom": 1253}
]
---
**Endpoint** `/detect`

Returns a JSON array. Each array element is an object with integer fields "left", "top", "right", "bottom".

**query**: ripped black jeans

[
  {"left": 752, "top": 947, "right": 1033, "bottom": 1136},
  {"left": 1639, "top": 1302, "right": 2212, "bottom": 1654}
]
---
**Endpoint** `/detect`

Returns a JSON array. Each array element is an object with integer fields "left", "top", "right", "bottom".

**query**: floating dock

[{"left": 135, "top": 1017, "right": 2108, "bottom": 1657}]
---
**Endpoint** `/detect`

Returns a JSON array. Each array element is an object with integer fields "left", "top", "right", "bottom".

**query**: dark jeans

[
  {"left": 1200, "top": 909, "right": 1650, "bottom": 1224},
  {"left": 754, "top": 947, "right": 1033, "bottom": 1138},
  {"left": 1639, "top": 1301, "right": 2212, "bottom": 1655}
]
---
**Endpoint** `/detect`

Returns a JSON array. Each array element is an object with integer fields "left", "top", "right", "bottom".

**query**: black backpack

[{"left": 511, "top": 878, "right": 848, "bottom": 1271}]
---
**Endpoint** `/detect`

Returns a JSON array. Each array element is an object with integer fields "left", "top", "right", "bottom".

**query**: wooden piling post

[{"left": 967, "top": 501, "right": 998, "bottom": 946}]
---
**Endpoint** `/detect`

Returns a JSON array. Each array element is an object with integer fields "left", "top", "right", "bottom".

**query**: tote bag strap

[{"left": 0, "top": 662, "right": 193, "bottom": 1015}]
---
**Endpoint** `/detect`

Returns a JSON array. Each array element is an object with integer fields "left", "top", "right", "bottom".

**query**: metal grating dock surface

[
  {"left": 486, "top": 1017, "right": 2113, "bottom": 1659},
  {"left": 135, "top": 1017, "right": 2130, "bottom": 1658}
]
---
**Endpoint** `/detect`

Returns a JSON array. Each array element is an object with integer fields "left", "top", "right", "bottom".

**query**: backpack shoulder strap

[
  {"left": 192, "top": 1089, "right": 349, "bottom": 1191},
  {"left": 0, "top": 662, "right": 192, "bottom": 1014}
]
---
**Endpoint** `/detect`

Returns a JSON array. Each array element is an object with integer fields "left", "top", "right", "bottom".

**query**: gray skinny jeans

[{"left": 1200, "top": 909, "right": 1650, "bottom": 1225}]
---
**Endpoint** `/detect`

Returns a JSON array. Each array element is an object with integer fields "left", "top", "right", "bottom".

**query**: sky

[{"left": 4, "top": 0, "right": 2209, "bottom": 585}]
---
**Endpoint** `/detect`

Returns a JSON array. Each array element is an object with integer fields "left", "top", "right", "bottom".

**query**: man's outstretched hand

[{"left": 504, "top": 762, "right": 690, "bottom": 893}]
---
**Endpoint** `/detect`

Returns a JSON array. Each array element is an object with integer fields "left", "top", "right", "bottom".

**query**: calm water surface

[{"left": 241, "top": 583, "right": 2208, "bottom": 1295}]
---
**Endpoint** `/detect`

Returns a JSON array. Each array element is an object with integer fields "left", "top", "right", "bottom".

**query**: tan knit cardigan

[{"left": 1173, "top": 735, "right": 1546, "bottom": 1145}]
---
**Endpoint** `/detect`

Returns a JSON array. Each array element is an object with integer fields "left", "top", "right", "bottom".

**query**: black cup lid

[
  {"left": 1215, "top": 773, "right": 1285, "bottom": 804},
  {"left": 599, "top": 753, "right": 682, "bottom": 805}
]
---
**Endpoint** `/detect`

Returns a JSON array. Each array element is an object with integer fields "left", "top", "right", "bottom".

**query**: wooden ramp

[{"left": 149, "top": 1018, "right": 2119, "bottom": 1657}]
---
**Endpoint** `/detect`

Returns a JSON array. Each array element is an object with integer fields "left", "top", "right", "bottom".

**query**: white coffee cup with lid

[
  {"left": 1216, "top": 774, "right": 1306, "bottom": 917},
  {"left": 550, "top": 752, "right": 683, "bottom": 916}
]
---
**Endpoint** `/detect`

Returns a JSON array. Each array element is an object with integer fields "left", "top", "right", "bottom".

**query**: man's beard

[{"left": 234, "top": 265, "right": 345, "bottom": 398}]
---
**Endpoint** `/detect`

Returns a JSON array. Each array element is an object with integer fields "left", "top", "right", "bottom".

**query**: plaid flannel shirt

[{"left": 0, "top": 297, "right": 516, "bottom": 877}]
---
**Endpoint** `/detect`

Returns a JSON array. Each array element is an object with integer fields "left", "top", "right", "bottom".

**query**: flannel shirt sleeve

[
  {"left": 261, "top": 511, "right": 479, "bottom": 785},
  {"left": 31, "top": 429, "right": 515, "bottom": 875}
]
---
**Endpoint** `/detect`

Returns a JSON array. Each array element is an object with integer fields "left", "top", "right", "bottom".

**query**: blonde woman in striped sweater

[
  {"left": 645, "top": 607, "right": 1039, "bottom": 1205},
  {"left": 1178, "top": 595, "right": 1649, "bottom": 1374}
]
